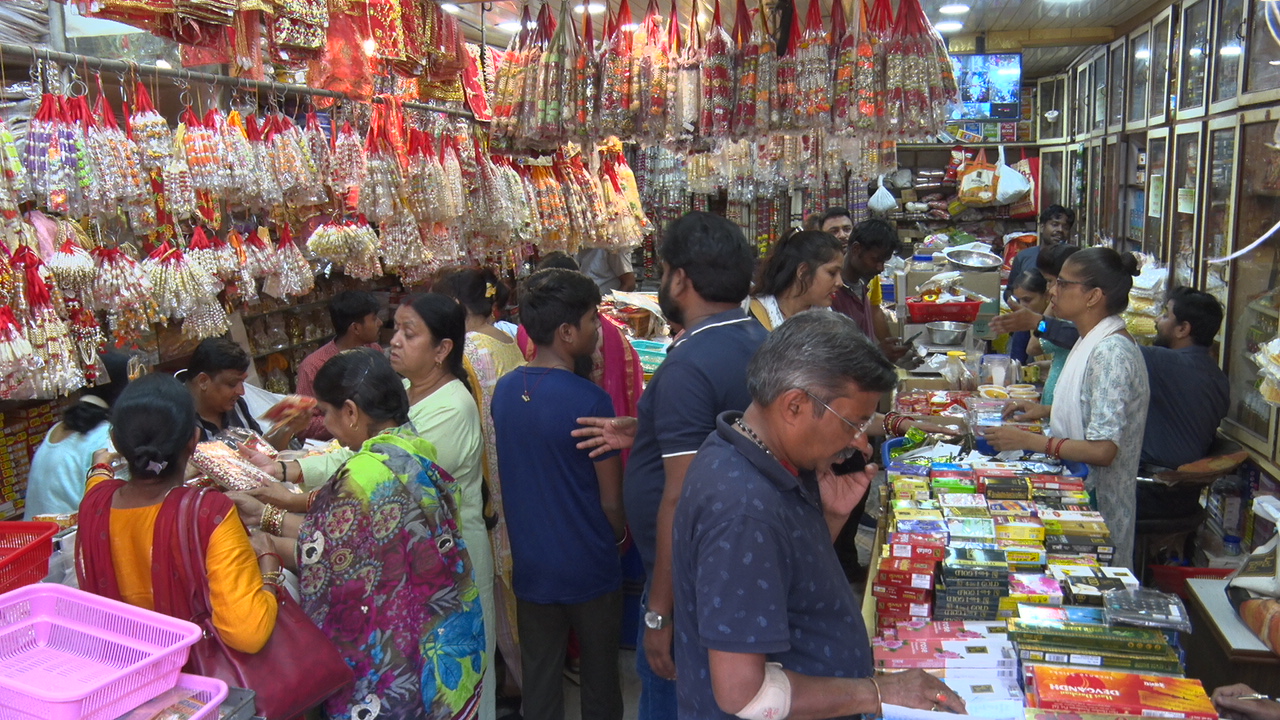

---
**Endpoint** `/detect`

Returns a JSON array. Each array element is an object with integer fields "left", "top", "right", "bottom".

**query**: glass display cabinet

[
  {"left": 1040, "top": 146, "right": 1065, "bottom": 211},
  {"left": 1204, "top": 116, "right": 1240, "bottom": 357},
  {"left": 1087, "top": 138, "right": 1105, "bottom": 243},
  {"left": 1109, "top": 38, "right": 1127, "bottom": 134},
  {"left": 1123, "top": 139, "right": 1148, "bottom": 254},
  {"left": 1074, "top": 63, "right": 1092, "bottom": 139},
  {"left": 1223, "top": 110, "right": 1280, "bottom": 457},
  {"left": 1178, "top": 0, "right": 1212, "bottom": 119},
  {"left": 1144, "top": 128, "right": 1171, "bottom": 260},
  {"left": 1242, "top": 0, "right": 1280, "bottom": 104},
  {"left": 1211, "top": 0, "right": 1246, "bottom": 113},
  {"left": 1150, "top": 8, "right": 1175, "bottom": 125},
  {"left": 1092, "top": 54, "right": 1108, "bottom": 135},
  {"left": 1101, "top": 136, "right": 1126, "bottom": 244},
  {"left": 1067, "top": 144, "right": 1088, "bottom": 237},
  {"left": 1170, "top": 123, "right": 1205, "bottom": 290},
  {"left": 1037, "top": 75, "right": 1069, "bottom": 143},
  {"left": 1129, "top": 25, "right": 1152, "bottom": 130}
]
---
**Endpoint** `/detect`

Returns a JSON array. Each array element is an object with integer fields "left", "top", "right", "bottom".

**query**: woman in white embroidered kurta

[{"left": 987, "top": 248, "right": 1150, "bottom": 568}]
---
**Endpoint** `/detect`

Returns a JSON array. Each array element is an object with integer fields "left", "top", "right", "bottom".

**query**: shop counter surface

[{"left": 1183, "top": 578, "right": 1280, "bottom": 698}]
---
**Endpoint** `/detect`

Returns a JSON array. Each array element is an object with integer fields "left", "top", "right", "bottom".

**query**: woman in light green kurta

[{"left": 273, "top": 294, "right": 497, "bottom": 720}]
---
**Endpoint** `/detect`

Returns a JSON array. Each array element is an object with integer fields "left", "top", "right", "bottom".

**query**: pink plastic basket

[
  {"left": 116, "top": 674, "right": 228, "bottom": 720},
  {"left": 0, "top": 584, "right": 202, "bottom": 720}
]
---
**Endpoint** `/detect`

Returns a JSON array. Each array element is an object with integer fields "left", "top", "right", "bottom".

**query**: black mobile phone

[{"left": 831, "top": 450, "right": 868, "bottom": 475}]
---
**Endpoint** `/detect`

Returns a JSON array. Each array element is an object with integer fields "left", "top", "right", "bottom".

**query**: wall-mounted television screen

[{"left": 949, "top": 53, "right": 1023, "bottom": 121}]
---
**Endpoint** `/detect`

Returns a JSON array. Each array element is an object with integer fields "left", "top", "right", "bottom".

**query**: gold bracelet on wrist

[
  {"left": 261, "top": 504, "right": 285, "bottom": 536},
  {"left": 261, "top": 570, "right": 284, "bottom": 586}
]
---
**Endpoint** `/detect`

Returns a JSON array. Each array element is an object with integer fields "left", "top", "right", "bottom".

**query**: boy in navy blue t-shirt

[{"left": 492, "top": 268, "right": 625, "bottom": 720}]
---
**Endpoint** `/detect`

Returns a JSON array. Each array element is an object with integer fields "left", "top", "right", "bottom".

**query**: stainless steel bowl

[
  {"left": 944, "top": 249, "right": 1003, "bottom": 273},
  {"left": 925, "top": 321, "right": 971, "bottom": 346}
]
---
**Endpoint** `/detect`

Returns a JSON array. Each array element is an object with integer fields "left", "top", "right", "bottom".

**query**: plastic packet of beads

[
  {"left": 268, "top": 113, "right": 308, "bottom": 196},
  {"left": 0, "top": 305, "right": 34, "bottom": 398},
  {"left": 262, "top": 224, "right": 314, "bottom": 299},
  {"left": 23, "top": 93, "right": 73, "bottom": 215},
  {"left": 570, "top": 12, "right": 599, "bottom": 146},
  {"left": 795, "top": 0, "right": 832, "bottom": 129},
  {"left": 489, "top": 11, "right": 528, "bottom": 144},
  {"left": 129, "top": 81, "right": 173, "bottom": 170},
  {"left": 597, "top": 0, "right": 636, "bottom": 139},
  {"left": 728, "top": 3, "right": 758, "bottom": 138},
  {"left": 46, "top": 236, "right": 96, "bottom": 300},
  {"left": 379, "top": 216, "right": 429, "bottom": 273},
  {"left": 330, "top": 121, "right": 366, "bottom": 203},
  {"left": 700, "top": 3, "right": 736, "bottom": 140},
  {"left": 191, "top": 440, "right": 273, "bottom": 491},
  {"left": 162, "top": 131, "right": 197, "bottom": 221},
  {"left": 439, "top": 139, "right": 465, "bottom": 221},
  {"left": 358, "top": 112, "right": 404, "bottom": 224},
  {"left": 513, "top": 9, "right": 547, "bottom": 144},
  {"left": 240, "top": 226, "right": 274, "bottom": 280},
  {"left": 303, "top": 113, "right": 331, "bottom": 193},
  {"left": 529, "top": 3, "right": 566, "bottom": 147},
  {"left": 221, "top": 111, "right": 258, "bottom": 202},
  {"left": 11, "top": 246, "right": 83, "bottom": 398},
  {"left": 0, "top": 118, "right": 28, "bottom": 210},
  {"left": 402, "top": 129, "right": 435, "bottom": 223},
  {"left": 244, "top": 115, "right": 284, "bottom": 210},
  {"left": 179, "top": 107, "right": 220, "bottom": 192},
  {"left": 185, "top": 226, "right": 229, "bottom": 289}
]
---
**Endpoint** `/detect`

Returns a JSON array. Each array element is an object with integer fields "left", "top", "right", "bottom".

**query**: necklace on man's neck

[
  {"left": 735, "top": 418, "right": 772, "bottom": 455},
  {"left": 521, "top": 364, "right": 571, "bottom": 401}
]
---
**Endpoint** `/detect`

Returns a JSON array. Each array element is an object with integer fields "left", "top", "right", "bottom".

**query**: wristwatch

[
  {"left": 1033, "top": 318, "right": 1048, "bottom": 338},
  {"left": 644, "top": 609, "right": 669, "bottom": 630}
]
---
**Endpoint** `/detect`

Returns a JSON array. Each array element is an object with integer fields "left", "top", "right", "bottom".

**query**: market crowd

[{"left": 31, "top": 208, "right": 1234, "bottom": 720}]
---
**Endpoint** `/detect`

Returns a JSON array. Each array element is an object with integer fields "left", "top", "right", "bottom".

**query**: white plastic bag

[
  {"left": 868, "top": 175, "right": 898, "bottom": 215},
  {"left": 995, "top": 146, "right": 1031, "bottom": 205}
]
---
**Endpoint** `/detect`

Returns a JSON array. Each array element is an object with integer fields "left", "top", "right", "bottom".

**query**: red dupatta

[{"left": 76, "top": 479, "right": 229, "bottom": 623}]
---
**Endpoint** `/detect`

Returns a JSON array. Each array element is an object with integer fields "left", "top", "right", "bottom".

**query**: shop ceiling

[{"left": 449, "top": 0, "right": 1172, "bottom": 79}]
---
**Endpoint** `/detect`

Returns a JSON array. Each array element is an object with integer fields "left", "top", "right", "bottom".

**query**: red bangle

[
  {"left": 257, "top": 552, "right": 283, "bottom": 566},
  {"left": 305, "top": 489, "right": 319, "bottom": 513},
  {"left": 90, "top": 463, "right": 115, "bottom": 476}
]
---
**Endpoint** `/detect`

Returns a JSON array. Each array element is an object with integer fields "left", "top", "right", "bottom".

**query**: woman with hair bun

[
  {"left": 76, "top": 373, "right": 280, "bottom": 655},
  {"left": 24, "top": 351, "right": 131, "bottom": 519},
  {"left": 988, "top": 248, "right": 1150, "bottom": 568}
]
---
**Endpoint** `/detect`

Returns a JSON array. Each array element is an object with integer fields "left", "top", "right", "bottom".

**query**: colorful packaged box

[
  {"left": 987, "top": 500, "right": 1038, "bottom": 517},
  {"left": 1016, "top": 603, "right": 1106, "bottom": 625},
  {"left": 1016, "top": 643, "right": 1184, "bottom": 674},
  {"left": 878, "top": 599, "right": 933, "bottom": 618},
  {"left": 998, "top": 541, "right": 1048, "bottom": 566},
  {"left": 1045, "top": 534, "right": 1116, "bottom": 560},
  {"left": 931, "top": 463, "right": 976, "bottom": 479},
  {"left": 983, "top": 479, "right": 1034, "bottom": 500},
  {"left": 947, "top": 517, "right": 997, "bottom": 540},
  {"left": 946, "top": 676, "right": 1024, "bottom": 719},
  {"left": 1025, "top": 666, "right": 1216, "bottom": 720},
  {"left": 1045, "top": 552, "right": 1102, "bottom": 567},
  {"left": 995, "top": 516, "right": 1046, "bottom": 542},
  {"left": 943, "top": 547, "right": 1008, "bottom": 579},
  {"left": 877, "top": 557, "right": 938, "bottom": 589},
  {"left": 940, "top": 493, "right": 988, "bottom": 508},
  {"left": 1008, "top": 573, "right": 1064, "bottom": 605},
  {"left": 946, "top": 505, "right": 994, "bottom": 519},
  {"left": 872, "top": 583, "right": 934, "bottom": 602},
  {"left": 1057, "top": 567, "right": 1140, "bottom": 605},
  {"left": 893, "top": 619, "right": 1009, "bottom": 641},
  {"left": 937, "top": 640, "right": 1017, "bottom": 669},
  {"left": 872, "top": 638, "right": 949, "bottom": 669},
  {"left": 887, "top": 533, "right": 949, "bottom": 561},
  {"left": 1007, "top": 618, "right": 1169, "bottom": 654}
]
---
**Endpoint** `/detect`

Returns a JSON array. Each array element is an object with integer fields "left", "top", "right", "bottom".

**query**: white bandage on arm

[{"left": 735, "top": 662, "right": 792, "bottom": 720}]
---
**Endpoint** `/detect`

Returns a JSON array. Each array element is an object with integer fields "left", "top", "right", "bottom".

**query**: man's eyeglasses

[{"left": 803, "top": 390, "right": 873, "bottom": 437}]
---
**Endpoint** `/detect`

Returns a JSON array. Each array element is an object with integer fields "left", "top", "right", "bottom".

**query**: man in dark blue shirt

[
  {"left": 673, "top": 311, "right": 963, "bottom": 719},
  {"left": 623, "top": 211, "right": 766, "bottom": 720},
  {"left": 493, "top": 269, "right": 626, "bottom": 720},
  {"left": 1138, "top": 288, "right": 1230, "bottom": 520},
  {"left": 1005, "top": 205, "right": 1075, "bottom": 304}
]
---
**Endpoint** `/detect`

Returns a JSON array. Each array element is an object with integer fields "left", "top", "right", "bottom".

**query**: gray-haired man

[{"left": 671, "top": 311, "right": 965, "bottom": 720}]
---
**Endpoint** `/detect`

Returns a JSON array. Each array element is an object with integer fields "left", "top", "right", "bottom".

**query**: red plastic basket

[
  {"left": 1149, "top": 564, "right": 1234, "bottom": 599},
  {"left": 0, "top": 521, "right": 57, "bottom": 593},
  {"left": 905, "top": 299, "right": 983, "bottom": 323}
]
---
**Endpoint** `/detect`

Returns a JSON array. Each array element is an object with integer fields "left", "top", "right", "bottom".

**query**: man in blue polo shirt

[
  {"left": 672, "top": 311, "right": 964, "bottom": 719},
  {"left": 623, "top": 211, "right": 765, "bottom": 720}
]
